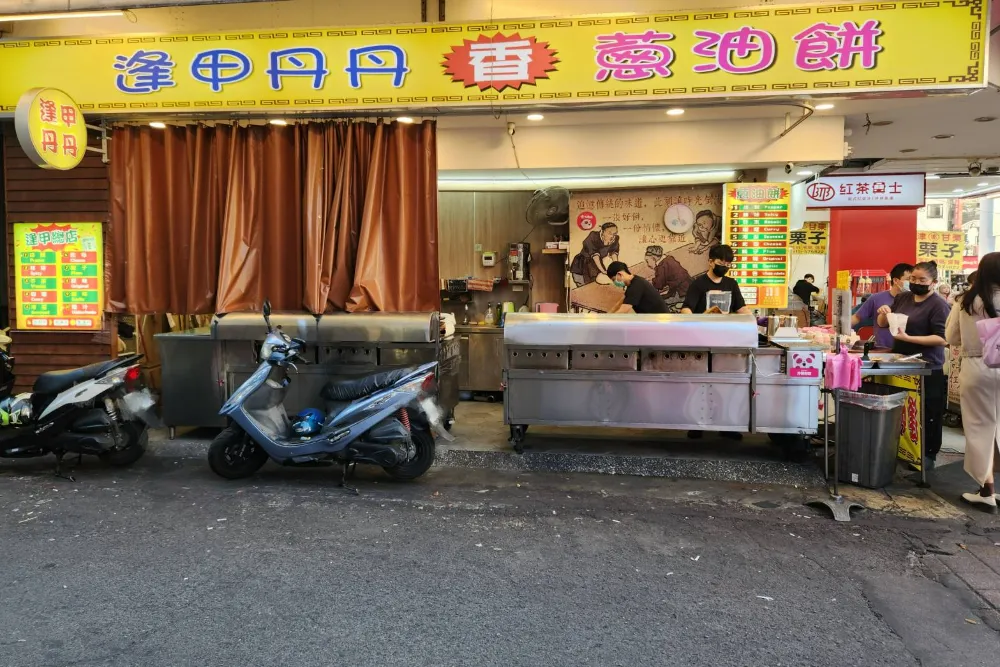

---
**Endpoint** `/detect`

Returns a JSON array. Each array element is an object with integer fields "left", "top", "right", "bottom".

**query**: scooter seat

[
  {"left": 32, "top": 358, "right": 129, "bottom": 395},
  {"left": 320, "top": 367, "right": 417, "bottom": 402}
]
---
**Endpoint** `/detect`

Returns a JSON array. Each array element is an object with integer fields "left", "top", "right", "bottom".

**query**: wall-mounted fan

[{"left": 526, "top": 186, "right": 570, "bottom": 226}]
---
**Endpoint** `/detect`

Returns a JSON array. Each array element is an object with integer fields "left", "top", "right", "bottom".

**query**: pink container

[{"left": 534, "top": 303, "right": 559, "bottom": 313}]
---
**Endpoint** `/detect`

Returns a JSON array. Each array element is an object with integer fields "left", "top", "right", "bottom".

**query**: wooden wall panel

[
  {"left": 438, "top": 190, "right": 566, "bottom": 309},
  {"left": 437, "top": 192, "right": 476, "bottom": 281},
  {"left": 2, "top": 125, "right": 113, "bottom": 393}
]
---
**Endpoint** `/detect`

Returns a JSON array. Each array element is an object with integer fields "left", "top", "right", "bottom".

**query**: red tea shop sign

[{"left": 805, "top": 173, "right": 926, "bottom": 209}]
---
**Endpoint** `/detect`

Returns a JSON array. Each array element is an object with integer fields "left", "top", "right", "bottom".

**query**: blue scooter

[{"left": 208, "top": 301, "right": 449, "bottom": 486}]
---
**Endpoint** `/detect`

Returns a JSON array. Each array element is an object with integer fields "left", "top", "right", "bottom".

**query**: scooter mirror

[{"left": 262, "top": 299, "right": 272, "bottom": 331}]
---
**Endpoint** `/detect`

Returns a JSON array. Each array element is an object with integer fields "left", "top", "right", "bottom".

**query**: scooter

[
  {"left": 0, "top": 351, "right": 155, "bottom": 478},
  {"left": 208, "top": 301, "right": 449, "bottom": 486}
]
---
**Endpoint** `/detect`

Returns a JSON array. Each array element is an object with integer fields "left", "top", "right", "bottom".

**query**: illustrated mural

[{"left": 569, "top": 186, "right": 723, "bottom": 313}]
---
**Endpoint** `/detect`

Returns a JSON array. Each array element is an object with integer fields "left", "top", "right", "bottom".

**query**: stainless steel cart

[
  {"left": 156, "top": 311, "right": 459, "bottom": 434},
  {"left": 502, "top": 313, "right": 824, "bottom": 452}
]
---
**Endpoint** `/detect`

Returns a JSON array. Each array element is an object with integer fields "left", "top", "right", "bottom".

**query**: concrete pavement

[{"left": 1, "top": 454, "right": 999, "bottom": 666}]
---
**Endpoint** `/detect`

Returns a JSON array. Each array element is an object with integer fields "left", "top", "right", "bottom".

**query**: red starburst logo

[{"left": 442, "top": 33, "right": 559, "bottom": 92}]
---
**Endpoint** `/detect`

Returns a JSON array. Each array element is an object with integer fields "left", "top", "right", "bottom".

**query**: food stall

[{"left": 502, "top": 313, "right": 825, "bottom": 452}]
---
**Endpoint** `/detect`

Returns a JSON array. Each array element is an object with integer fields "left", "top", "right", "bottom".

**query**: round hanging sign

[{"left": 14, "top": 87, "right": 88, "bottom": 171}]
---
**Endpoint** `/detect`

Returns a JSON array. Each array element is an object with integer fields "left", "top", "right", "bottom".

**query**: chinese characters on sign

[
  {"left": 789, "top": 222, "right": 828, "bottom": 255},
  {"left": 916, "top": 231, "right": 964, "bottom": 273},
  {"left": 0, "top": 3, "right": 983, "bottom": 113},
  {"left": 568, "top": 187, "right": 724, "bottom": 314},
  {"left": 723, "top": 183, "right": 791, "bottom": 309},
  {"left": 13, "top": 88, "right": 88, "bottom": 170},
  {"left": 804, "top": 174, "right": 926, "bottom": 208},
  {"left": 13, "top": 223, "right": 104, "bottom": 331}
]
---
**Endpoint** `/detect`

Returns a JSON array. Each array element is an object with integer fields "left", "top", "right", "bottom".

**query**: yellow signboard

[
  {"left": 0, "top": 2, "right": 984, "bottom": 113},
  {"left": 723, "top": 182, "right": 790, "bottom": 309},
  {"left": 13, "top": 222, "right": 104, "bottom": 331},
  {"left": 876, "top": 374, "right": 923, "bottom": 471},
  {"left": 836, "top": 270, "right": 850, "bottom": 291},
  {"left": 14, "top": 88, "right": 88, "bottom": 170},
  {"left": 916, "top": 230, "right": 965, "bottom": 273},
  {"left": 790, "top": 221, "right": 828, "bottom": 255}
]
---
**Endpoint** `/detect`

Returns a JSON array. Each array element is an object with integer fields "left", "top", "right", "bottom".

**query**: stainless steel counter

[{"left": 502, "top": 313, "right": 824, "bottom": 451}]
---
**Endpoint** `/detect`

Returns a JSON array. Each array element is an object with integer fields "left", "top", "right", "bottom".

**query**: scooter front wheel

[
  {"left": 382, "top": 426, "right": 435, "bottom": 482},
  {"left": 208, "top": 425, "right": 269, "bottom": 480}
]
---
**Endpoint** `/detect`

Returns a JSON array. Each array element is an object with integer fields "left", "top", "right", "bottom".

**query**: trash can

[{"left": 836, "top": 383, "right": 909, "bottom": 489}]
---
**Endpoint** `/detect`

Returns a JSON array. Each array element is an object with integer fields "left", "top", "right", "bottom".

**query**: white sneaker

[{"left": 962, "top": 492, "right": 998, "bottom": 512}]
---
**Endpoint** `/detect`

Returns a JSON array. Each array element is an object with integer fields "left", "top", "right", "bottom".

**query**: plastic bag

[
  {"left": 887, "top": 313, "right": 909, "bottom": 336},
  {"left": 824, "top": 344, "right": 861, "bottom": 391},
  {"left": 838, "top": 385, "right": 908, "bottom": 411}
]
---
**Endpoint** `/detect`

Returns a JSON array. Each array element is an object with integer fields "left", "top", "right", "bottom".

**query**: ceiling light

[
  {"left": 149, "top": 121, "right": 166, "bottom": 130},
  {"left": 814, "top": 103, "right": 835, "bottom": 111},
  {"left": 396, "top": 116, "right": 415, "bottom": 124},
  {"left": 665, "top": 108, "right": 685, "bottom": 116},
  {"left": 925, "top": 174, "right": 940, "bottom": 180},
  {"left": 0, "top": 10, "right": 124, "bottom": 21},
  {"left": 269, "top": 119, "right": 288, "bottom": 126},
  {"left": 933, "top": 134, "right": 954, "bottom": 139},
  {"left": 975, "top": 117, "right": 997, "bottom": 122},
  {"left": 796, "top": 170, "right": 814, "bottom": 176},
  {"left": 978, "top": 182, "right": 990, "bottom": 187},
  {"left": 526, "top": 113, "right": 544, "bottom": 121},
  {"left": 953, "top": 188, "right": 964, "bottom": 193},
  {"left": 438, "top": 169, "right": 736, "bottom": 192},
  {"left": 899, "top": 148, "right": 917, "bottom": 153}
]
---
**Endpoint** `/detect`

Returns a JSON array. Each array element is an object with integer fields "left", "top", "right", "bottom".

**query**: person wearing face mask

[
  {"left": 680, "top": 244, "right": 750, "bottom": 315},
  {"left": 876, "top": 260, "right": 951, "bottom": 469},
  {"left": 606, "top": 261, "right": 669, "bottom": 314},
  {"left": 851, "top": 262, "right": 912, "bottom": 350}
]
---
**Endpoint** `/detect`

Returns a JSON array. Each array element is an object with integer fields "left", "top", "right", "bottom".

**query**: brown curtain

[{"left": 108, "top": 120, "right": 439, "bottom": 315}]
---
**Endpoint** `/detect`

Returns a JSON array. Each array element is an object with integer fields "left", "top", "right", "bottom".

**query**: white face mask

[{"left": 901, "top": 280, "right": 910, "bottom": 292}]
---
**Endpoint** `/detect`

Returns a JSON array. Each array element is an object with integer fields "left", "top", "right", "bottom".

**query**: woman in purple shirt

[{"left": 877, "top": 261, "right": 951, "bottom": 468}]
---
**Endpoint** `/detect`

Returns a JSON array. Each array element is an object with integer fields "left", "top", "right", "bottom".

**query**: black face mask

[
  {"left": 712, "top": 264, "right": 729, "bottom": 278},
  {"left": 909, "top": 283, "right": 931, "bottom": 296}
]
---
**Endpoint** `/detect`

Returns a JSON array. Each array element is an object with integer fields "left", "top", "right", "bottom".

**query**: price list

[
  {"left": 13, "top": 222, "right": 103, "bottom": 331},
  {"left": 722, "top": 184, "right": 791, "bottom": 309}
]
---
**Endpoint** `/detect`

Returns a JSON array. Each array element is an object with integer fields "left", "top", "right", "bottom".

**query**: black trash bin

[{"left": 836, "top": 383, "right": 909, "bottom": 489}]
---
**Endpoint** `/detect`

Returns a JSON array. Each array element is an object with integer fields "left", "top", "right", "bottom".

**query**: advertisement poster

[
  {"left": 0, "top": 2, "right": 984, "bottom": 114},
  {"left": 916, "top": 230, "right": 964, "bottom": 273},
  {"left": 13, "top": 222, "right": 104, "bottom": 331},
  {"left": 568, "top": 186, "right": 722, "bottom": 313},
  {"left": 723, "top": 182, "right": 790, "bottom": 308},
  {"left": 789, "top": 222, "right": 828, "bottom": 255},
  {"left": 877, "top": 375, "right": 922, "bottom": 471}
]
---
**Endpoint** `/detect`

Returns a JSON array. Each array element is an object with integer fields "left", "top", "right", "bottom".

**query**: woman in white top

[{"left": 945, "top": 252, "right": 1000, "bottom": 511}]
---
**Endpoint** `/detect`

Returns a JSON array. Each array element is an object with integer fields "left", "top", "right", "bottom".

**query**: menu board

[
  {"left": 916, "top": 230, "right": 964, "bottom": 273},
  {"left": 722, "top": 183, "right": 790, "bottom": 309},
  {"left": 13, "top": 222, "right": 103, "bottom": 331}
]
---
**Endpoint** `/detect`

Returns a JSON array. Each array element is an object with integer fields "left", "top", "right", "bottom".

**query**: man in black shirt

[
  {"left": 792, "top": 274, "right": 820, "bottom": 309},
  {"left": 680, "top": 244, "right": 750, "bottom": 315},
  {"left": 606, "top": 261, "right": 668, "bottom": 314}
]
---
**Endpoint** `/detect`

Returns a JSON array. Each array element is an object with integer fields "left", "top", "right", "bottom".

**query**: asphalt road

[{"left": 1, "top": 455, "right": 998, "bottom": 667}]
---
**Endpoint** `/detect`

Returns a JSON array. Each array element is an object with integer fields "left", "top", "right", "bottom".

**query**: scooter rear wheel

[
  {"left": 382, "top": 426, "right": 435, "bottom": 481},
  {"left": 208, "top": 425, "right": 269, "bottom": 479},
  {"left": 99, "top": 422, "right": 148, "bottom": 467}
]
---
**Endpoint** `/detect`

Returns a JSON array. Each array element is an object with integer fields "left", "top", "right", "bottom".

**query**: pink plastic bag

[
  {"left": 976, "top": 317, "right": 1000, "bottom": 368},
  {"left": 824, "top": 344, "right": 862, "bottom": 391}
]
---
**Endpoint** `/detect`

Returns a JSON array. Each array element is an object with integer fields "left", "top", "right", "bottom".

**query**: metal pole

[
  {"left": 920, "top": 374, "right": 928, "bottom": 487},
  {"left": 823, "top": 388, "right": 830, "bottom": 480},
  {"left": 832, "top": 389, "right": 842, "bottom": 500}
]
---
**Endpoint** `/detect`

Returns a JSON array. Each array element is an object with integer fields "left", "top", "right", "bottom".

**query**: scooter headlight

[{"left": 259, "top": 341, "right": 274, "bottom": 362}]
